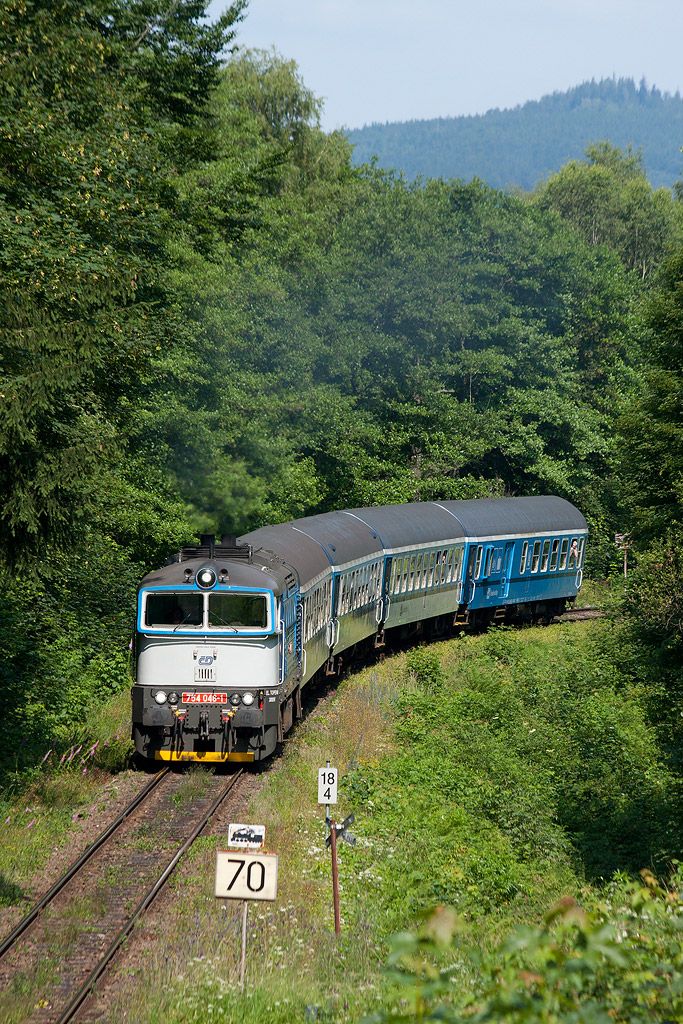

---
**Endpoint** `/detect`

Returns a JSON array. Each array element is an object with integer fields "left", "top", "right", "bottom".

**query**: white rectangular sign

[
  {"left": 215, "top": 851, "right": 278, "bottom": 901},
  {"left": 318, "top": 766, "right": 338, "bottom": 805},
  {"left": 228, "top": 823, "right": 265, "bottom": 850}
]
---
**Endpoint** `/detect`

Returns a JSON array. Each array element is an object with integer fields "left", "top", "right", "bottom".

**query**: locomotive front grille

[{"left": 194, "top": 665, "right": 217, "bottom": 682}]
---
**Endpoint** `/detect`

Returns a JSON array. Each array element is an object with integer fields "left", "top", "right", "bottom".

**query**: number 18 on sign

[{"left": 318, "top": 766, "right": 338, "bottom": 804}]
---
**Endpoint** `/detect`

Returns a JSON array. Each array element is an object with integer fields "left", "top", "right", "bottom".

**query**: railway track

[
  {"left": 557, "top": 605, "right": 604, "bottom": 622},
  {"left": 0, "top": 767, "right": 244, "bottom": 1024}
]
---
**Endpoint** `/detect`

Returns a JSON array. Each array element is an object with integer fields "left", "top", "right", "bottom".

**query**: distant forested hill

[{"left": 346, "top": 78, "right": 683, "bottom": 189}]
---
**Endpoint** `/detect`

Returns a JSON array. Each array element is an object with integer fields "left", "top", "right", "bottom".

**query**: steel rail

[
  {"left": 55, "top": 768, "right": 244, "bottom": 1024},
  {"left": 0, "top": 767, "right": 170, "bottom": 961}
]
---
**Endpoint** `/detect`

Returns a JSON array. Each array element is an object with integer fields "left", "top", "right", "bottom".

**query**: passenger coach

[{"left": 132, "top": 496, "right": 587, "bottom": 764}]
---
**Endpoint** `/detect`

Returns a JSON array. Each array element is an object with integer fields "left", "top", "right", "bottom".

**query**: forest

[
  {"left": 0, "top": 1, "right": 681, "bottom": 819},
  {"left": 347, "top": 77, "right": 683, "bottom": 189}
]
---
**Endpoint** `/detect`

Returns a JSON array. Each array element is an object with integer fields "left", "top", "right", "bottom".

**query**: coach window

[
  {"left": 474, "top": 545, "right": 483, "bottom": 579},
  {"left": 531, "top": 541, "right": 541, "bottom": 573},
  {"left": 519, "top": 541, "right": 529, "bottom": 574},
  {"left": 483, "top": 547, "right": 493, "bottom": 578},
  {"left": 540, "top": 540, "right": 551, "bottom": 572},
  {"left": 455, "top": 547, "right": 464, "bottom": 582},
  {"left": 578, "top": 538, "right": 585, "bottom": 566},
  {"left": 568, "top": 538, "right": 579, "bottom": 567},
  {"left": 559, "top": 538, "right": 569, "bottom": 569},
  {"left": 549, "top": 539, "right": 559, "bottom": 571}
]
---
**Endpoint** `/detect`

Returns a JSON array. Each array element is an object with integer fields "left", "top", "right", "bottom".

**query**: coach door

[{"left": 501, "top": 541, "right": 515, "bottom": 598}]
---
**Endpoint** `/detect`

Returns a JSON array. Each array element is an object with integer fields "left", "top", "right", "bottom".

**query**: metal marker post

[
  {"left": 239, "top": 900, "right": 248, "bottom": 989},
  {"left": 325, "top": 759, "right": 340, "bottom": 934},
  {"left": 329, "top": 815, "right": 341, "bottom": 935}
]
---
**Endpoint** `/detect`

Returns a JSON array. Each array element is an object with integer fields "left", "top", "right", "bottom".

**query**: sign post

[
  {"left": 239, "top": 902, "right": 248, "bottom": 990},
  {"left": 217, "top": 825, "right": 275, "bottom": 990},
  {"left": 615, "top": 532, "right": 632, "bottom": 579}
]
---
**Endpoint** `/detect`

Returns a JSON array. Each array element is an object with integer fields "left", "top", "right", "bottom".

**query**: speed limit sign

[
  {"left": 318, "top": 766, "right": 338, "bottom": 804},
  {"left": 215, "top": 851, "right": 278, "bottom": 901}
]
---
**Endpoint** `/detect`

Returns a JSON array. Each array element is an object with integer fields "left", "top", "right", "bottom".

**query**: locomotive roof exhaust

[{"left": 175, "top": 534, "right": 254, "bottom": 564}]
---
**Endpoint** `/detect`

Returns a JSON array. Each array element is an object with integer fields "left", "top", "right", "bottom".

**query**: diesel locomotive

[{"left": 131, "top": 496, "right": 587, "bottom": 764}]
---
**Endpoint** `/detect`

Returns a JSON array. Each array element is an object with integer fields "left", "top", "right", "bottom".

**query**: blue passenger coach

[{"left": 132, "top": 496, "right": 587, "bottom": 764}]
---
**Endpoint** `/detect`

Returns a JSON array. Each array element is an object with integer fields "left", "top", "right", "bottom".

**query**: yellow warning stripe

[{"left": 154, "top": 750, "right": 255, "bottom": 763}]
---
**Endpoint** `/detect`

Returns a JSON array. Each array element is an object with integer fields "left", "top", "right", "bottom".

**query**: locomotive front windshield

[
  {"left": 141, "top": 589, "right": 270, "bottom": 631},
  {"left": 209, "top": 593, "right": 267, "bottom": 628},
  {"left": 145, "top": 593, "right": 203, "bottom": 628}
]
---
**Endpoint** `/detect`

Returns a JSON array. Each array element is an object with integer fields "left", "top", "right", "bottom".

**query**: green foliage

[
  {"left": 535, "top": 143, "right": 683, "bottom": 279},
  {"left": 0, "top": 0, "right": 243, "bottom": 559},
  {"left": 405, "top": 647, "right": 445, "bottom": 694},
  {"left": 343, "top": 624, "right": 679, "bottom": 937},
  {"left": 369, "top": 871, "right": 683, "bottom": 1023},
  {"left": 616, "top": 251, "right": 683, "bottom": 666}
]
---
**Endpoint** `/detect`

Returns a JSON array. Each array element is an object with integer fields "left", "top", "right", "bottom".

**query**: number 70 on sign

[{"left": 318, "top": 766, "right": 338, "bottom": 804}]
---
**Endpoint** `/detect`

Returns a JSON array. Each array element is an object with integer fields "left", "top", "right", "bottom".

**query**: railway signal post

[
  {"left": 318, "top": 763, "right": 355, "bottom": 935},
  {"left": 318, "top": 762, "right": 340, "bottom": 934}
]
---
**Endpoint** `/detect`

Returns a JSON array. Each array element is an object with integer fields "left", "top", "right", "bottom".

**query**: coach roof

[
  {"left": 435, "top": 496, "right": 587, "bottom": 538},
  {"left": 343, "top": 502, "right": 466, "bottom": 549}
]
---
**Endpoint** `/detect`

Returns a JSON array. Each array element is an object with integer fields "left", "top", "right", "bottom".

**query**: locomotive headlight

[
  {"left": 229, "top": 692, "right": 241, "bottom": 706},
  {"left": 197, "top": 567, "right": 217, "bottom": 590},
  {"left": 167, "top": 691, "right": 179, "bottom": 705},
  {"left": 241, "top": 691, "right": 255, "bottom": 706},
  {"left": 154, "top": 690, "right": 167, "bottom": 705}
]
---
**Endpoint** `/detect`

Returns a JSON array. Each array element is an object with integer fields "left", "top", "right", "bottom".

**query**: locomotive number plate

[{"left": 182, "top": 692, "right": 228, "bottom": 704}]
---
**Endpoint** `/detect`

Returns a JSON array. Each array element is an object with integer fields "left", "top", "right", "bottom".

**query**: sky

[{"left": 208, "top": 0, "right": 683, "bottom": 132}]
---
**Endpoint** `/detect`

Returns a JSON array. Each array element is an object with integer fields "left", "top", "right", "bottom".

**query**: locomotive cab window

[
  {"left": 145, "top": 593, "right": 203, "bottom": 628},
  {"left": 209, "top": 593, "right": 267, "bottom": 629}
]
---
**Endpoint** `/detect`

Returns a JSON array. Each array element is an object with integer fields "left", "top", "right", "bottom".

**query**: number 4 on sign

[{"left": 318, "top": 766, "right": 338, "bottom": 804}]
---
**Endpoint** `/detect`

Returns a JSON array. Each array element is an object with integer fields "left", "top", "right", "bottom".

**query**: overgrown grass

[
  {"left": 101, "top": 618, "right": 683, "bottom": 1023},
  {"left": 0, "top": 689, "right": 134, "bottom": 908}
]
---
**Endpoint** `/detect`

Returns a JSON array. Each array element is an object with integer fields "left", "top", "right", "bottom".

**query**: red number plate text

[{"left": 181, "top": 692, "right": 228, "bottom": 704}]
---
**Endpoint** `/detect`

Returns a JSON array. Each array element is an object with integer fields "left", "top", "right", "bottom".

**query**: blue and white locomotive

[{"left": 131, "top": 496, "right": 587, "bottom": 764}]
